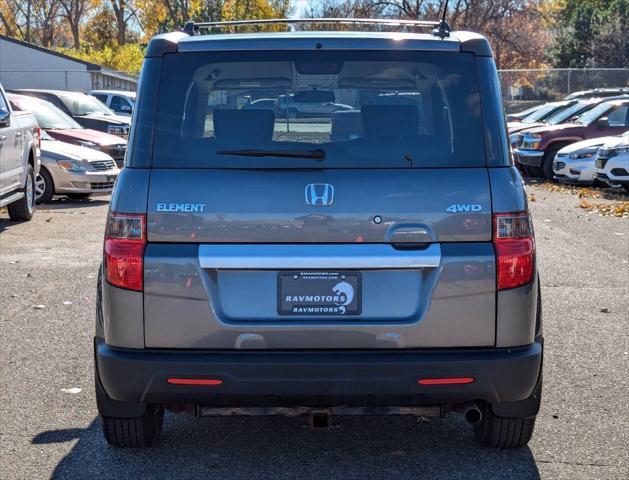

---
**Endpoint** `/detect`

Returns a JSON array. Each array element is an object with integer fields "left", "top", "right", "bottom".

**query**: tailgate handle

[{"left": 198, "top": 244, "right": 441, "bottom": 269}]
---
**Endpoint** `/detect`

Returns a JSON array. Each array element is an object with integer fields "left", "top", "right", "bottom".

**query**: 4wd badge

[{"left": 446, "top": 204, "right": 482, "bottom": 213}]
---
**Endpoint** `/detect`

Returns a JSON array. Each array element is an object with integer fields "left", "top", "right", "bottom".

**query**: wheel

[
  {"left": 542, "top": 144, "right": 565, "bottom": 181},
  {"left": 35, "top": 168, "right": 54, "bottom": 204},
  {"left": 287, "top": 108, "right": 299, "bottom": 119},
  {"left": 66, "top": 193, "right": 91, "bottom": 200},
  {"left": 7, "top": 165, "right": 35, "bottom": 221},
  {"left": 473, "top": 407, "right": 537, "bottom": 448},
  {"left": 101, "top": 405, "right": 164, "bottom": 448}
]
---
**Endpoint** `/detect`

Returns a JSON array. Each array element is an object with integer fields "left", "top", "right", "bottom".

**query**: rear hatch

[{"left": 143, "top": 48, "right": 496, "bottom": 349}]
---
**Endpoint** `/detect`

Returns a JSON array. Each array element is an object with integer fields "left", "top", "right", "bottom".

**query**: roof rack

[{"left": 181, "top": 18, "right": 451, "bottom": 38}]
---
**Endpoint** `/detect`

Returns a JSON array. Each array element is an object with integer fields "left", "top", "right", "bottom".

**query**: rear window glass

[{"left": 153, "top": 50, "right": 485, "bottom": 168}]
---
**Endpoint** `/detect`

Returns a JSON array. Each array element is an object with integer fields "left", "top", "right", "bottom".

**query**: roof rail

[{"left": 181, "top": 18, "right": 450, "bottom": 38}]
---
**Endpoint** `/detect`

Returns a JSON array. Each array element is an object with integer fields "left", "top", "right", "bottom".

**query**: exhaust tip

[{"left": 463, "top": 404, "right": 483, "bottom": 425}]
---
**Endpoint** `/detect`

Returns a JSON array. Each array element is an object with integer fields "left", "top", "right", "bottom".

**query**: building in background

[{"left": 0, "top": 35, "right": 137, "bottom": 92}]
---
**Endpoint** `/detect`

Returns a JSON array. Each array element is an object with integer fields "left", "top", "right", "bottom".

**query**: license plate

[{"left": 278, "top": 272, "right": 361, "bottom": 316}]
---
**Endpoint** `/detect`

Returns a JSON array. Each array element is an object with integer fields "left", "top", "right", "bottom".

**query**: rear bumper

[{"left": 95, "top": 338, "right": 543, "bottom": 408}]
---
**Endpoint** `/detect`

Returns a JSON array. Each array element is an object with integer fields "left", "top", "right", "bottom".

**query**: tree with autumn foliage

[
  {"left": 1, "top": 0, "right": 628, "bottom": 74},
  {"left": 547, "top": 0, "right": 628, "bottom": 68},
  {"left": 305, "top": 0, "right": 549, "bottom": 69}
]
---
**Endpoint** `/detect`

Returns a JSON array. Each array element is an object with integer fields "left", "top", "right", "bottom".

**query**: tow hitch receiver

[
  {"left": 309, "top": 409, "right": 333, "bottom": 430},
  {"left": 195, "top": 406, "right": 442, "bottom": 430}
]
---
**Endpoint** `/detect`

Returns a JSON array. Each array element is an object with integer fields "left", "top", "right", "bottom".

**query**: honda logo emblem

[{"left": 305, "top": 183, "right": 334, "bottom": 206}]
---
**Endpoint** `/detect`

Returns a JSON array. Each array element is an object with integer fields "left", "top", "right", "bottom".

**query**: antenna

[{"left": 432, "top": 0, "right": 451, "bottom": 38}]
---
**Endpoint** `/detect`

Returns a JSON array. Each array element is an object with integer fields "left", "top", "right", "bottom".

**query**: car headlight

[
  {"left": 78, "top": 140, "right": 100, "bottom": 151},
  {"left": 607, "top": 146, "right": 629, "bottom": 158},
  {"left": 521, "top": 133, "right": 543, "bottom": 150},
  {"left": 107, "top": 125, "right": 129, "bottom": 137},
  {"left": 57, "top": 159, "right": 90, "bottom": 173},
  {"left": 569, "top": 148, "right": 599, "bottom": 159}
]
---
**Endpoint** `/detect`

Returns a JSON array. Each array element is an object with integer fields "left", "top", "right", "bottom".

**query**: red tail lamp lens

[
  {"left": 104, "top": 213, "right": 145, "bottom": 291},
  {"left": 494, "top": 212, "right": 535, "bottom": 290}
]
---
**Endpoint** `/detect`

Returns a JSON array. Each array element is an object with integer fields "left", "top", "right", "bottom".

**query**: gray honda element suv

[{"left": 95, "top": 19, "right": 542, "bottom": 449}]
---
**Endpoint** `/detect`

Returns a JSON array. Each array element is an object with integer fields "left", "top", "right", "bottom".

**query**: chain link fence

[{"left": 498, "top": 68, "right": 629, "bottom": 113}]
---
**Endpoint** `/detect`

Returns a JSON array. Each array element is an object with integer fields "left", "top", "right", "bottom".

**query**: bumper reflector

[
  {"left": 418, "top": 377, "right": 475, "bottom": 385},
  {"left": 166, "top": 378, "right": 223, "bottom": 386}
]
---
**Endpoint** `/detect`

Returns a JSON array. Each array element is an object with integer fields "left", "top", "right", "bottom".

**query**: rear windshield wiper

[{"left": 216, "top": 148, "right": 325, "bottom": 161}]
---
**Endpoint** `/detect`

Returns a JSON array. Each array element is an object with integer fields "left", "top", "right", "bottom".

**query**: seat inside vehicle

[
  {"left": 361, "top": 105, "right": 419, "bottom": 140},
  {"left": 213, "top": 109, "right": 275, "bottom": 145}
]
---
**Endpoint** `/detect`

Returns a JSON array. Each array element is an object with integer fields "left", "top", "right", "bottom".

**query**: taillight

[
  {"left": 35, "top": 127, "right": 41, "bottom": 149},
  {"left": 104, "top": 213, "right": 146, "bottom": 291},
  {"left": 493, "top": 212, "right": 535, "bottom": 290}
]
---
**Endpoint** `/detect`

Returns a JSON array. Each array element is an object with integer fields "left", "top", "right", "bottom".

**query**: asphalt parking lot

[{"left": 0, "top": 183, "right": 627, "bottom": 480}]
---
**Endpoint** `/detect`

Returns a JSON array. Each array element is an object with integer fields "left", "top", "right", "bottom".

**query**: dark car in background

[
  {"left": 507, "top": 100, "right": 579, "bottom": 136},
  {"left": 8, "top": 93, "right": 127, "bottom": 167},
  {"left": 11, "top": 89, "right": 130, "bottom": 138},
  {"left": 513, "top": 99, "right": 629, "bottom": 179},
  {"left": 507, "top": 104, "right": 546, "bottom": 122}
]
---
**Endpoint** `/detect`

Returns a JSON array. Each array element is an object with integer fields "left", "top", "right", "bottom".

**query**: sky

[{"left": 292, "top": 0, "right": 314, "bottom": 18}]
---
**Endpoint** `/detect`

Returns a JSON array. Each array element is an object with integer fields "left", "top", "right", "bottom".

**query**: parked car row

[
  {"left": 508, "top": 91, "right": 629, "bottom": 190},
  {"left": 243, "top": 93, "right": 354, "bottom": 118},
  {"left": 0, "top": 83, "right": 39, "bottom": 221},
  {"left": 1, "top": 87, "right": 132, "bottom": 208}
]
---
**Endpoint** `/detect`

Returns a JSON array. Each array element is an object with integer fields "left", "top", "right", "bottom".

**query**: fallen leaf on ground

[{"left": 579, "top": 199, "right": 629, "bottom": 217}]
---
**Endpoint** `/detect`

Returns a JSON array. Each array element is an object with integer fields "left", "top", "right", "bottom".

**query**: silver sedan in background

[{"left": 35, "top": 130, "right": 120, "bottom": 203}]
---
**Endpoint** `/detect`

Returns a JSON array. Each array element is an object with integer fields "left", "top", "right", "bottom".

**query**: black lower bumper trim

[
  {"left": 95, "top": 339, "right": 543, "bottom": 408},
  {"left": 516, "top": 155, "right": 544, "bottom": 167}
]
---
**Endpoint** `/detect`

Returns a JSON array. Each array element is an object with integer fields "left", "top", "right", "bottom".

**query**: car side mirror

[
  {"left": 121, "top": 105, "right": 132, "bottom": 112},
  {"left": 0, "top": 107, "right": 10, "bottom": 128},
  {"left": 597, "top": 117, "right": 609, "bottom": 129}
]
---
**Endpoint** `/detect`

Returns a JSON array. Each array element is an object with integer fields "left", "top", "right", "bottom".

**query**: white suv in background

[
  {"left": 89, "top": 90, "right": 136, "bottom": 117},
  {"left": 595, "top": 132, "right": 629, "bottom": 191},
  {"left": 552, "top": 137, "right": 613, "bottom": 184}
]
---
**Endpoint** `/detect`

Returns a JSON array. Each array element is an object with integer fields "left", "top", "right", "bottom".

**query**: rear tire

[
  {"left": 102, "top": 405, "right": 164, "bottom": 448},
  {"left": 7, "top": 165, "right": 35, "bottom": 221},
  {"left": 542, "top": 144, "right": 565, "bottom": 181},
  {"left": 474, "top": 408, "right": 536, "bottom": 448}
]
